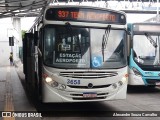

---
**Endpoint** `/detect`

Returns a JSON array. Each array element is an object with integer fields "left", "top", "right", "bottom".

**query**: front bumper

[{"left": 42, "top": 81, "right": 127, "bottom": 103}]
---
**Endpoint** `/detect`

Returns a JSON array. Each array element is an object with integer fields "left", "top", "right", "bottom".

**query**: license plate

[
  {"left": 83, "top": 92, "right": 97, "bottom": 98},
  {"left": 156, "top": 82, "right": 160, "bottom": 85}
]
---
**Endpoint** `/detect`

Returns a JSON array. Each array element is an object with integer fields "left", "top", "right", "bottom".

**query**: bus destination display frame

[
  {"left": 133, "top": 24, "right": 160, "bottom": 34},
  {"left": 45, "top": 7, "right": 126, "bottom": 25}
]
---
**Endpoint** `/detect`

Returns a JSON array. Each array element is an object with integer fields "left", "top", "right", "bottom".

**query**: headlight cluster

[
  {"left": 112, "top": 74, "right": 128, "bottom": 89},
  {"left": 45, "top": 77, "right": 59, "bottom": 87},
  {"left": 132, "top": 67, "right": 142, "bottom": 76},
  {"left": 44, "top": 75, "right": 66, "bottom": 90}
]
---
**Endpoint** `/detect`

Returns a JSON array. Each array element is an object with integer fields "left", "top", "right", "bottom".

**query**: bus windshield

[
  {"left": 44, "top": 25, "right": 127, "bottom": 69},
  {"left": 133, "top": 34, "right": 160, "bottom": 66}
]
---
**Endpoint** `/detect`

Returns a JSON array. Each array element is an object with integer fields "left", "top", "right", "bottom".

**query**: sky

[
  {"left": 21, "top": 17, "right": 36, "bottom": 31},
  {"left": 127, "top": 14, "right": 156, "bottom": 23}
]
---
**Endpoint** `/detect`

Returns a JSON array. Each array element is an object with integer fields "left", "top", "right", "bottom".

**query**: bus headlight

[
  {"left": 45, "top": 77, "right": 52, "bottom": 83},
  {"left": 51, "top": 81, "right": 59, "bottom": 87},
  {"left": 45, "top": 77, "right": 59, "bottom": 87},
  {"left": 59, "top": 84, "right": 66, "bottom": 90},
  {"left": 121, "top": 76, "right": 127, "bottom": 83},
  {"left": 112, "top": 83, "right": 118, "bottom": 89},
  {"left": 112, "top": 74, "right": 128, "bottom": 89},
  {"left": 119, "top": 76, "right": 127, "bottom": 86},
  {"left": 118, "top": 81, "right": 123, "bottom": 86},
  {"left": 132, "top": 67, "right": 142, "bottom": 76}
]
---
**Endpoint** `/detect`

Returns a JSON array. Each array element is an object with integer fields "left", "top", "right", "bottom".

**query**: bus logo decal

[{"left": 88, "top": 83, "right": 93, "bottom": 88}]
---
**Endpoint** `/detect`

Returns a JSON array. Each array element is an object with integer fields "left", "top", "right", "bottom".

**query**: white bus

[{"left": 23, "top": 5, "right": 128, "bottom": 103}]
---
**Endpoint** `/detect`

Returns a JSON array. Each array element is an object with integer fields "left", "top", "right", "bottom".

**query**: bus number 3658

[{"left": 67, "top": 79, "right": 81, "bottom": 85}]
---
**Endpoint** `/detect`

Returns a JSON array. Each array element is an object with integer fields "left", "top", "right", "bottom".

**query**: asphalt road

[
  {"left": 1, "top": 66, "right": 160, "bottom": 120},
  {"left": 34, "top": 86, "right": 160, "bottom": 120}
]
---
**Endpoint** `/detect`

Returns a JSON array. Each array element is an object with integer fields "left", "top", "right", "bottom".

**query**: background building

[{"left": 0, "top": 18, "right": 19, "bottom": 66}]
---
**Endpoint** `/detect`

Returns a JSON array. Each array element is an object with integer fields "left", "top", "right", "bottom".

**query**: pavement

[{"left": 0, "top": 59, "right": 41, "bottom": 120}]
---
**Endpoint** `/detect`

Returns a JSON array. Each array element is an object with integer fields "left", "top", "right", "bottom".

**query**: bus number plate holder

[{"left": 83, "top": 92, "right": 97, "bottom": 98}]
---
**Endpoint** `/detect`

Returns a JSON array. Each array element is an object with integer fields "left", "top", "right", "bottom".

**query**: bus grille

[
  {"left": 59, "top": 71, "right": 118, "bottom": 79},
  {"left": 68, "top": 84, "right": 111, "bottom": 89},
  {"left": 146, "top": 79, "right": 160, "bottom": 85},
  {"left": 72, "top": 97, "right": 106, "bottom": 100}
]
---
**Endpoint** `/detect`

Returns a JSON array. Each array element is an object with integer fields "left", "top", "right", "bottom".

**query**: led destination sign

[
  {"left": 133, "top": 24, "right": 160, "bottom": 33},
  {"left": 45, "top": 7, "right": 126, "bottom": 24}
]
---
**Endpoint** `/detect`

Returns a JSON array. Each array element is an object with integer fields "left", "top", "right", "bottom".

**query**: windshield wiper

[
  {"left": 145, "top": 33, "right": 160, "bottom": 65},
  {"left": 102, "top": 25, "right": 111, "bottom": 62},
  {"left": 65, "top": 22, "right": 72, "bottom": 34},
  {"left": 65, "top": 22, "right": 82, "bottom": 56},
  {"left": 144, "top": 33, "right": 157, "bottom": 48}
]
